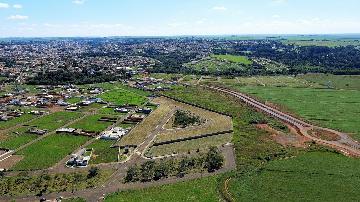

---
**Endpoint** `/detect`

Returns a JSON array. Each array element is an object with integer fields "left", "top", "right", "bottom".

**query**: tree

[
  {"left": 125, "top": 166, "right": 140, "bottom": 183},
  {"left": 87, "top": 167, "right": 99, "bottom": 179},
  {"left": 140, "top": 161, "right": 156, "bottom": 182},
  {"left": 205, "top": 147, "right": 224, "bottom": 172}
]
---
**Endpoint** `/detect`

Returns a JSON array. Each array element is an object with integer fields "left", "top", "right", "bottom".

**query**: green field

[
  {"left": 283, "top": 39, "right": 360, "bottom": 47},
  {"left": 105, "top": 176, "right": 221, "bottom": 202},
  {"left": 0, "top": 131, "right": 38, "bottom": 150},
  {"left": 236, "top": 86, "right": 360, "bottom": 140},
  {"left": 230, "top": 151, "right": 360, "bottom": 201},
  {"left": 26, "top": 111, "right": 82, "bottom": 131},
  {"left": 88, "top": 139, "right": 118, "bottom": 164},
  {"left": 0, "top": 114, "right": 35, "bottom": 130},
  {"left": 99, "top": 88, "right": 148, "bottom": 106},
  {"left": 300, "top": 74, "right": 360, "bottom": 90},
  {"left": 12, "top": 134, "right": 90, "bottom": 170},
  {"left": 211, "top": 54, "right": 253, "bottom": 65},
  {"left": 69, "top": 114, "right": 115, "bottom": 132}
]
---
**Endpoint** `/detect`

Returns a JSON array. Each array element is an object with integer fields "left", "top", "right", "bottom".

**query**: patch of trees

[
  {"left": 26, "top": 69, "right": 127, "bottom": 85},
  {"left": 124, "top": 147, "right": 224, "bottom": 183},
  {"left": 173, "top": 110, "right": 203, "bottom": 128}
]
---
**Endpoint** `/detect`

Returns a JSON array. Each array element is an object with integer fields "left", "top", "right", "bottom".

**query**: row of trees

[{"left": 125, "top": 147, "right": 224, "bottom": 183}]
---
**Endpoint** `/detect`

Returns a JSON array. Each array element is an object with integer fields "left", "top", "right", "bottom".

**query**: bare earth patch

[
  {"left": 257, "top": 124, "right": 310, "bottom": 148},
  {"left": 0, "top": 155, "right": 23, "bottom": 170}
]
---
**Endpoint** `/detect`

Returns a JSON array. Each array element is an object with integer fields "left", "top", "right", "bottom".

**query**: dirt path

[{"left": 208, "top": 85, "right": 360, "bottom": 157}]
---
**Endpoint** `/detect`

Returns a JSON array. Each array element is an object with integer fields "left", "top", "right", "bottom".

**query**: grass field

[
  {"left": 26, "top": 111, "right": 82, "bottom": 131},
  {"left": 211, "top": 54, "right": 253, "bottom": 65},
  {"left": 0, "top": 132, "right": 38, "bottom": 150},
  {"left": 236, "top": 86, "right": 360, "bottom": 140},
  {"left": 300, "top": 74, "right": 360, "bottom": 90},
  {"left": 147, "top": 133, "right": 232, "bottom": 157},
  {"left": 0, "top": 114, "right": 35, "bottom": 130},
  {"left": 230, "top": 151, "right": 360, "bottom": 201},
  {"left": 88, "top": 139, "right": 118, "bottom": 164},
  {"left": 105, "top": 176, "right": 221, "bottom": 202},
  {"left": 69, "top": 114, "right": 115, "bottom": 132},
  {"left": 12, "top": 134, "right": 90, "bottom": 170},
  {"left": 99, "top": 88, "right": 148, "bottom": 106},
  {"left": 283, "top": 39, "right": 360, "bottom": 47}
]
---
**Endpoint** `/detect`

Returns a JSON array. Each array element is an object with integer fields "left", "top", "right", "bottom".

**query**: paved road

[{"left": 208, "top": 85, "right": 360, "bottom": 157}]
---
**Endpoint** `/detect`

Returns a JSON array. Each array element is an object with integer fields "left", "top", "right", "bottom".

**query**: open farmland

[
  {"left": 230, "top": 151, "right": 360, "bottom": 201},
  {"left": 235, "top": 86, "right": 360, "bottom": 140},
  {"left": 12, "top": 134, "right": 90, "bottom": 170},
  {"left": 105, "top": 176, "right": 221, "bottom": 202},
  {"left": 299, "top": 74, "right": 360, "bottom": 90}
]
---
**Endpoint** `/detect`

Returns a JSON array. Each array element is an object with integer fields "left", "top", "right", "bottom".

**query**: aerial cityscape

[{"left": 1, "top": 0, "right": 360, "bottom": 202}]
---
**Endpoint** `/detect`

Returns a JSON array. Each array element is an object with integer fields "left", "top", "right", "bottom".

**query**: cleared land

[
  {"left": 25, "top": 111, "right": 82, "bottom": 131},
  {"left": 0, "top": 114, "right": 35, "bottom": 130},
  {"left": 88, "top": 139, "right": 118, "bottom": 164},
  {"left": 99, "top": 88, "right": 148, "bottom": 106},
  {"left": 105, "top": 176, "right": 221, "bottom": 202},
  {"left": 12, "top": 134, "right": 90, "bottom": 170},
  {"left": 300, "top": 74, "right": 360, "bottom": 90},
  {"left": 69, "top": 114, "right": 116, "bottom": 132}
]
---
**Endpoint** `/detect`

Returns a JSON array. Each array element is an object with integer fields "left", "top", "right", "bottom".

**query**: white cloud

[
  {"left": 7, "top": 15, "right": 29, "bottom": 20},
  {"left": 0, "top": 2, "right": 9, "bottom": 8},
  {"left": 272, "top": 0, "right": 288, "bottom": 3},
  {"left": 72, "top": 0, "right": 86, "bottom": 5},
  {"left": 13, "top": 4, "right": 23, "bottom": 9},
  {"left": 212, "top": 6, "right": 227, "bottom": 11}
]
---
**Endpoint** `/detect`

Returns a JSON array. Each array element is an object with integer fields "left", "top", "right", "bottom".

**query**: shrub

[
  {"left": 205, "top": 147, "right": 224, "bottom": 172},
  {"left": 125, "top": 166, "right": 140, "bottom": 183}
]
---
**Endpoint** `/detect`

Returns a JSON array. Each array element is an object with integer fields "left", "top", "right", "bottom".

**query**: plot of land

[
  {"left": 211, "top": 54, "right": 253, "bottom": 65},
  {"left": 69, "top": 114, "right": 116, "bottom": 132},
  {"left": 12, "top": 134, "right": 90, "bottom": 170},
  {"left": 0, "top": 114, "right": 35, "bottom": 130},
  {"left": 99, "top": 88, "right": 148, "bottom": 106},
  {"left": 26, "top": 111, "right": 82, "bottom": 131},
  {"left": 88, "top": 139, "right": 118, "bottom": 164},
  {"left": 300, "top": 74, "right": 360, "bottom": 90}
]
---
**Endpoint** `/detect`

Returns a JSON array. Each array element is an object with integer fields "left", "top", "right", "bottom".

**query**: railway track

[{"left": 208, "top": 85, "right": 360, "bottom": 157}]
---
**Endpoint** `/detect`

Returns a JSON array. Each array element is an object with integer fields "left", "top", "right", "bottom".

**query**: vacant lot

[
  {"left": 0, "top": 130, "right": 38, "bottom": 150},
  {"left": 99, "top": 88, "right": 148, "bottom": 106},
  {"left": 12, "top": 134, "right": 89, "bottom": 170},
  {"left": 0, "top": 114, "right": 35, "bottom": 130},
  {"left": 88, "top": 139, "right": 118, "bottom": 164},
  {"left": 69, "top": 114, "right": 115, "bottom": 132},
  {"left": 230, "top": 151, "right": 360, "bottom": 201},
  {"left": 105, "top": 176, "right": 221, "bottom": 202},
  {"left": 26, "top": 111, "right": 82, "bottom": 131}
]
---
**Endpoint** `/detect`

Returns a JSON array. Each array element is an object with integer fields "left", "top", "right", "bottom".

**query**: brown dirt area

[
  {"left": 309, "top": 128, "right": 341, "bottom": 141},
  {"left": 257, "top": 124, "right": 310, "bottom": 148},
  {"left": 0, "top": 155, "right": 23, "bottom": 170}
]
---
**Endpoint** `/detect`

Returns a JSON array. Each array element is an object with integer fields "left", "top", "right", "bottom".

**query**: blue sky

[{"left": 0, "top": 0, "right": 359, "bottom": 37}]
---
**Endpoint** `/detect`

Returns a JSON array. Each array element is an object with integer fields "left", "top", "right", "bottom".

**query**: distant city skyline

[{"left": 0, "top": 0, "right": 360, "bottom": 37}]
